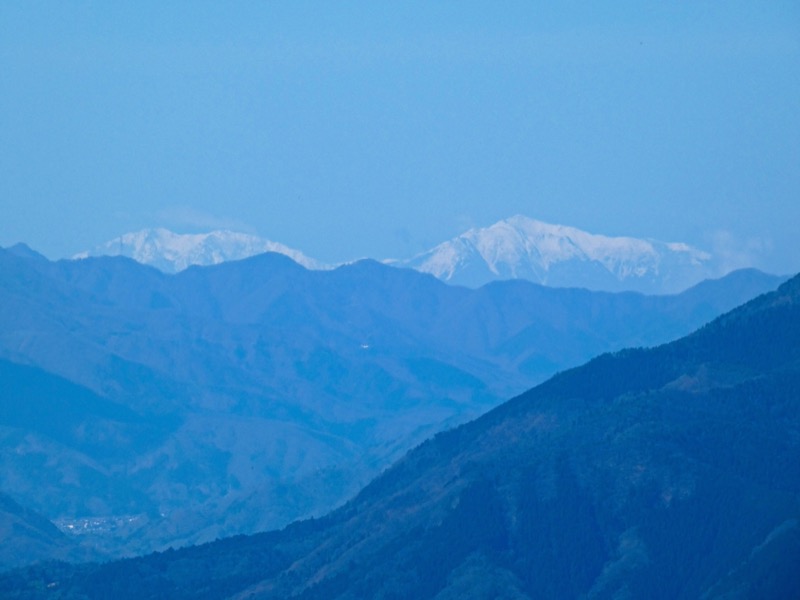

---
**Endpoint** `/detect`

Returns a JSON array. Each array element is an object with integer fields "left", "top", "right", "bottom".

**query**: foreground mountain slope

[
  {"left": 398, "top": 215, "right": 718, "bottom": 292},
  {"left": 0, "top": 492, "right": 84, "bottom": 571},
  {"left": 0, "top": 358, "right": 173, "bottom": 570},
  {"left": 0, "top": 246, "right": 787, "bottom": 560},
  {"left": 6, "top": 273, "right": 799, "bottom": 599}
]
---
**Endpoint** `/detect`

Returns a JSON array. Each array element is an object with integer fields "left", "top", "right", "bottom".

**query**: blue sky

[{"left": 1, "top": 2, "right": 798, "bottom": 274}]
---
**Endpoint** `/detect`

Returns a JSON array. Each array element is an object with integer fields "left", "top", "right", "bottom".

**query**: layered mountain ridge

[
  {"left": 4, "top": 270, "right": 798, "bottom": 599},
  {"left": 0, "top": 244, "right": 785, "bottom": 564},
  {"left": 75, "top": 216, "right": 726, "bottom": 293}
]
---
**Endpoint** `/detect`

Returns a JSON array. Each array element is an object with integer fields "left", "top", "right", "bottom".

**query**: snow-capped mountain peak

[
  {"left": 76, "top": 216, "right": 721, "bottom": 293},
  {"left": 399, "top": 215, "right": 715, "bottom": 293},
  {"left": 74, "top": 228, "right": 327, "bottom": 273}
]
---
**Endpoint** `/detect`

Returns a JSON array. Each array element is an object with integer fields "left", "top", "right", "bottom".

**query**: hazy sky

[{"left": 1, "top": 2, "right": 799, "bottom": 273}]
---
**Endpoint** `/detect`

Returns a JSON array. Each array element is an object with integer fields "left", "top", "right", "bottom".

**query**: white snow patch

[{"left": 75, "top": 228, "right": 329, "bottom": 273}]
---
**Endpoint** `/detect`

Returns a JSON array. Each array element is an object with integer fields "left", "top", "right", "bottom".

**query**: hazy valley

[
  {"left": 0, "top": 240, "right": 786, "bottom": 565},
  {"left": 3, "top": 257, "right": 799, "bottom": 598}
]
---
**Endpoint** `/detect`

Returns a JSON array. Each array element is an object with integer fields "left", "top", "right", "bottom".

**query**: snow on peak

[
  {"left": 74, "top": 228, "right": 328, "bottom": 273},
  {"left": 400, "top": 215, "right": 717, "bottom": 293},
  {"left": 75, "top": 217, "right": 721, "bottom": 293}
]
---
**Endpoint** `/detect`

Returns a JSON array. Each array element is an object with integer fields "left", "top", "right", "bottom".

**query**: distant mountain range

[
  {"left": 74, "top": 228, "right": 327, "bottom": 273},
  {"left": 0, "top": 244, "right": 786, "bottom": 564},
  {"left": 4, "top": 270, "right": 798, "bottom": 598},
  {"left": 76, "top": 216, "right": 726, "bottom": 293},
  {"left": 395, "top": 215, "right": 717, "bottom": 293}
]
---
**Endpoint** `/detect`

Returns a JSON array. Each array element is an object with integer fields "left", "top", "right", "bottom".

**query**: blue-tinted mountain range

[
  {"left": 3, "top": 266, "right": 798, "bottom": 598},
  {"left": 0, "top": 244, "right": 787, "bottom": 562}
]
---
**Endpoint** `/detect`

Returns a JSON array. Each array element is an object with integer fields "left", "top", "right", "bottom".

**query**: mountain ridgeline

[
  {"left": 79, "top": 216, "right": 726, "bottom": 293},
  {"left": 74, "top": 228, "right": 326, "bottom": 273},
  {"left": 3, "top": 271, "right": 799, "bottom": 599},
  {"left": 0, "top": 245, "right": 787, "bottom": 563},
  {"left": 396, "top": 215, "right": 719, "bottom": 292}
]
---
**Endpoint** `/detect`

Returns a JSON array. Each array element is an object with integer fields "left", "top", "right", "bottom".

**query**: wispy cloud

[
  {"left": 708, "top": 230, "right": 772, "bottom": 274},
  {"left": 154, "top": 207, "right": 256, "bottom": 234}
]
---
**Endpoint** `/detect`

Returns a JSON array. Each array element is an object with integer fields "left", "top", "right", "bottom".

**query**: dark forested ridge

[
  {"left": 0, "top": 244, "right": 785, "bottom": 560},
  {"left": 4, "top": 273, "right": 799, "bottom": 598}
]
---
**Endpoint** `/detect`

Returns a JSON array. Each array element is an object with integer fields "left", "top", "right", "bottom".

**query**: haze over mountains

[
  {"left": 0, "top": 241, "right": 786, "bottom": 566},
  {"left": 4, "top": 269, "right": 798, "bottom": 599},
  {"left": 76, "top": 216, "right": 727, "bottom": 294}
]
